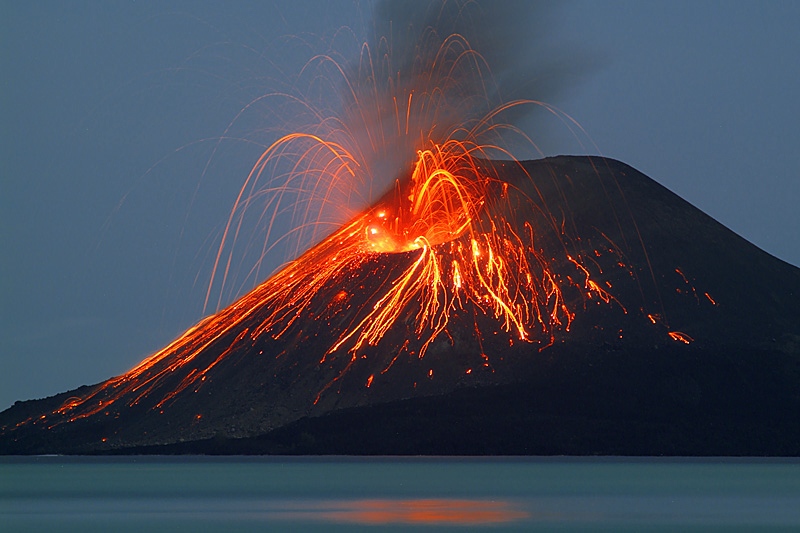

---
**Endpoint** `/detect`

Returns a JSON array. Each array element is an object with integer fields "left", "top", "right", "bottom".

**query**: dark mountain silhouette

[{"left": 2, "top": 156, "right": 798, "bottom": 455}]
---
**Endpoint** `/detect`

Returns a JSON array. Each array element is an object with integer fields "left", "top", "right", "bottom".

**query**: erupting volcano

[{"left": 2, "top": 1, "right": 799, "bottom": 455}]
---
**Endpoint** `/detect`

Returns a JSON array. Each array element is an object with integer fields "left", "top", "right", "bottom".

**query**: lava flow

[
  {"left": 44, "top": 135, "right": 616, "bottom": 426},
  {"left": 23, "top": 2, "right": 647, "bottom": 429}
]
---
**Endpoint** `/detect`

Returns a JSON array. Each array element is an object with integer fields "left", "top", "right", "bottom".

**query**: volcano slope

[{"left": 2, "top": 155, "right": 798, "bottom": 455}]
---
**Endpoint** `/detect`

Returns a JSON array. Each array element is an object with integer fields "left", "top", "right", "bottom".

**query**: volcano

[{"left": 2, "top": 155, "right": 799, "bottom": 455}]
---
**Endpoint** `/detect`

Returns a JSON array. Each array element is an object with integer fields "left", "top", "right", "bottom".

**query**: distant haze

[{"left": 2, "top": 0, "right": 798, "bottom": 409}]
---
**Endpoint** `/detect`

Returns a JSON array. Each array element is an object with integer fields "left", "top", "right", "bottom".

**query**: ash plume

[
  {"left": 366, "top": 0, "right": 588, "bottom": 143},
  {"left": 373, "top": 1, "right": 576, "bottom": 99}
]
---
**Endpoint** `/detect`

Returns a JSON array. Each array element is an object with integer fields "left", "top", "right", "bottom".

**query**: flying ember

[{"left": 21, "top": 1, "right": 674, "bottom": 429}]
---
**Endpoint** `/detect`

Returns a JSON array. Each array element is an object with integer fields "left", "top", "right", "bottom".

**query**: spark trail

[
  {"left": 18, "top": 1, "right": 696, "bottom": 430},
  {"left": 41, "top": 135, "right": 616, "bottom": 425}
]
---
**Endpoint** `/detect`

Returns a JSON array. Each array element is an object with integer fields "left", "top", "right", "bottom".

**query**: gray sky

[{"left": 2, "top": 1, "right": 799, "bottom": 409}]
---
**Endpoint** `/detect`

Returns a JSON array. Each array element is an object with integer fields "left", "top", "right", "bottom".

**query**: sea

[{"left": 2, "top": 457, "right": 799, "bottom": 532}]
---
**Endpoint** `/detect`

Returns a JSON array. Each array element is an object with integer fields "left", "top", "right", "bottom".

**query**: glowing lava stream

[
  {"left": 43, "top": 136, "right": 600, "bottom": 424},
  {"left": 30, "top": 16, "right": 640, "bottom": 426}
]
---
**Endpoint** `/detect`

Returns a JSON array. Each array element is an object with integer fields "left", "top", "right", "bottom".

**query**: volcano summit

[{"left": 2, "top": 155, "right": 799, "bottom": 455}]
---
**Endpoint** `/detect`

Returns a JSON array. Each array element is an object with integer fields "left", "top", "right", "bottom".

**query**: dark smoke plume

[
  {"left": 323, "top": 0, "right": 594, "bottom": 206},
  {"left": 368, "top": 0, "right": 588, "bottom": 133}
]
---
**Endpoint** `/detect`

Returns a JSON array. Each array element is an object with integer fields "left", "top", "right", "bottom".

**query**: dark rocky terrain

[{"left": 2, "top": 156, "right": 798, "bottom": 455}]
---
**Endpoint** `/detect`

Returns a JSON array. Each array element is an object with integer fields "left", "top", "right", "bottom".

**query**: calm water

[{"left": 2, "top": 457, "right": 799, "bottom": 532}]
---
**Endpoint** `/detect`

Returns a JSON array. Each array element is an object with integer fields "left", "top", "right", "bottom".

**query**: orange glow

[
  {"left": 35, "top": 133, "right": 624, "bottom": 424},
  {"left": 319, "top": 499, "right": 528, "bottom": 525},
  {"left": 17, "top": 9, "right": 696, "bottom": 432},
  {"left": 668, "top": 331, "right": 694, "bottom": 344}
]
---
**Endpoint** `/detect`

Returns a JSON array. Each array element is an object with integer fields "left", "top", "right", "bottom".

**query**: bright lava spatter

[
  {"left": 23, "top": 9, "right": 697, "bottom": 429},
  {"left": 50, "top": 139, "right": 609, "bottom": 423}
]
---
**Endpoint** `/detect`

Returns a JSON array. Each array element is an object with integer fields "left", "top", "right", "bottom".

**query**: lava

[
  {"left": 36, "top": 140, "right": 612, "bottom": 424},
  {"left": 18, "top": 2, "right": 703, "bottom": 431}
]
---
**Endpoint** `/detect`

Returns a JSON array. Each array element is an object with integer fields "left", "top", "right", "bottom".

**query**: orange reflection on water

[{"left": 318, "top": 498, "right": 528, "bottom": 525}]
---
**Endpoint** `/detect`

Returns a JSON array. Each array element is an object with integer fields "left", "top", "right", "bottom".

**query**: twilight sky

[{"left": 2, "top": 0, "right": 798, "bottom": 409}]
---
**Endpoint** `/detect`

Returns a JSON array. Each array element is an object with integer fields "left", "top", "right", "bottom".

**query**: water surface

[{"left": 2, "top": 457, "right": 799, "bottom": 531}]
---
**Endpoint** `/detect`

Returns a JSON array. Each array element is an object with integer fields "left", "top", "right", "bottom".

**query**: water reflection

[
  {"left": 4, "top": 459, "right": 799, "bottom": 531},
  {"left": 294, "top": 498, "right": 529, "bottom": 525}
]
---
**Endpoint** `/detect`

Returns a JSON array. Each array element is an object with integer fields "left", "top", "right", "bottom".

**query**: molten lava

[
  {"left": 34, "top": 133, "right": 624, "bottom": 428},
  {"left": 15, "top": 2, "right": 701, "bottom": 432}
]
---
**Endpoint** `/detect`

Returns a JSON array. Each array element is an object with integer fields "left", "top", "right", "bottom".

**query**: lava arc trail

[
  {"left": 15, "top": 1, "right": 676, "bottom": 430},
  {"left": 41, "top": 137, "right": 621, "bottom": 426}
]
